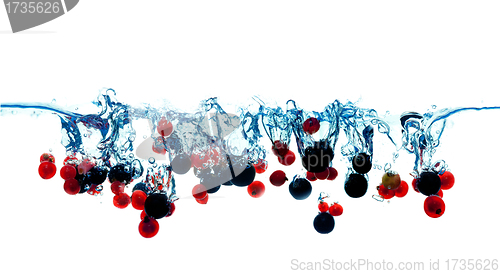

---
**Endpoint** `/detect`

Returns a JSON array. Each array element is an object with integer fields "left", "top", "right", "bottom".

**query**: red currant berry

[
  {"left": 411, "top": 178, "right": 419, "bottom": 193},
  {"left": 437, "top": 189, "right": 443, "bottom": 198},
  {"left": 63, "top": 178, "right": 80, "bottom": 195},
  {"left": 40, "top": 153, "right": 55, "bottom": 163},
  {"left": 278, "top": 150, "right": 295, "bottom": 166},
  {"left": 306, "top": 171, "right": 317, "bottom": 181},
  {"left": 113, "top": 193, "right": 131, "bottom": 209},
  {"left": 140, "top": 210, "right": 147, "bottom": 220},
  {"left": 439, "top": 171, "right": 455, "bottom": 190},
  {"left": 60, "top": 164, "right": 77, "bottom": 180},
  {"left": 196, "top": 195, "right": 209, "bottom": 204},
  {"left": 87, "top": 184, "right": 102, "bottom": 196},
  {"left": 166, "top": 202, "right": 175, "bottom": 217},
  {"left": 253, "top": 159, "right": 268, "bottom": 174},
  {"left": 395, "top": 180, "right": 409, "bottom": 198},
  {"left": 152, "top": 136, "right": 167, "bottom": 155},
  {"left": 377, "top": 183, "right": 395, "bottom": 199},
  {"left": 157, "top": 117, "right": 173, "bottom": 137},
  {"left": 326, "top": 167, "right": 338, "bottom": 180},
  {"left": 111, "top": 181, "right": 125, "bottom": 194},
  {"left": 303, "top": 117, "right": 320, "bottom": 135},
  {"left": 131, "top": 190, "right": 147, "bottom": 210},
  {"left": 63, "top": 155, "right": 78, "bottom": 166},
  {"left": 423, "top": 195, "right": 445, "bottom": 218},
  {"left": 328, "top": 203, "right": 343, "bottom": 216},
  {"left": 39, "top": 161, "right": 57, "bottom": 179},
  {"left": 271, "top": 140, "right": 289, "bottom": 158},
  {"left": 314, "top": 168, "right": 329, "bottom": 180},
  {"left": 139, "top": 216, "right": 160, "bottom": 238},
  {"left": 192, "top": 184, "right": 207, "bottom": 199},
  {"left": 318, "top": 201, "right": 329, "bottom": 213},
  {"left": 247, "top": 181, "right": 265, "bottom": 198},
  {"left": 269, "top": 170, "right": 288, "bottom": 186}
]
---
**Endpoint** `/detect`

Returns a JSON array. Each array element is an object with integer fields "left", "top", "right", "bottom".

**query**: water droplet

[
  {"left": 432, "top": 105, "right": 436, "bottom": 109},
  {"left": 49, "top": 148, "right": 52, "bottom": 152},
  {"left": 384, "top": 163, "right": 391, "bottom": 172}
]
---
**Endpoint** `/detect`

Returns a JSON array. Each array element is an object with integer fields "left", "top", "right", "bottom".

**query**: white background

[{"left": 1, "top": 1, "right": 500, "bottom": 273}]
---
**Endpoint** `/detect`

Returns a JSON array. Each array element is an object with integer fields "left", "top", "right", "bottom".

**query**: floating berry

[
  {"left": 306, "top": 171, "right": 317, "bottom": 182},
  {"left": 318, "top": 201, "right": 329, "bottom": 213},
  {"left": 166, "top": 202, "right": 175, "bottom": 217},
  {"left": 144, "top": 193, "right": 171, "bottom": 219},
  {"left": 381, "top": 171, "right": 401, "bottom": 190},
  {"left": 314, "top": 168, "right": 329, "bottom": 180},
  {"left": 313, "top": 212, "right": 335, "bottom": 234},
  {"left": 416, "top": 171, "right": 441, "bottom": 196},
  {"left": 344, "top": 173, "right": 368, "bottom": 198},
  {"left": 301, "top": 141, "right": 334, "bottom": 173},
  {"left": 108, "top": 163, "right": 132, "bottom": 184},
  {"left": 60, "top": 164, "right": 77, "bottom": 180},
  {"left": 139, "top": 216, "right": 160, "bottom": 238},
  {"left": 171, "top": 153, "right": 192, "bottom": 175},
  {"left": 437, "top": 189, "right": 443, "bottom": 198},
  {"left": 113, "top": 193, "right": 131, "bottom": 209},
  {"left": 253, "top": 159, "right": 268, "bottom": 174},
  {"left": 157, "top": 117, "right": 173, "bottom": 137},
  {"left": 231, "top": 164, "right": 256, "bottom": 187},
  {"left": 395, "top": 180, "right": 409, "bottom": 198},
  {"left": 63, "top": 178, "right": 80, "bottom": 195},
  {"left": 131, "top": 190, "right": 147, "bottom": 210},
  {"left": 277, "top": 150, "right": 296, "bottom": 166},
  {"left": 303, "top": 117, "right": 320, "bottom": 135},
  {"left": 247, "top": 180, "right": 265, "bottom": 198},
  {"left": 289, "top": 177, "right": 312, "bottom": 200},
  {"left": 196, "top": 195, "right": 209, "bottom": 204},
  {"left": 63, "top": 155, "right": 78, "bottom": 166},
  {"left": 326, "top": 167, "right": 338, "bottom": 180},
  {"left": 77, "top": 159, "right": 95, "bottom": 175},
  {"left": 192, "top": 184, "right": 208, "bottom": 199},
  {"left": 352, "top": 153, "right": 372, "bottom": 174},
  {"left": 328, "top": 203, "right": 343, "bottom": 216},
  {"left": 412, "top": 178, "right": 419, "bottom": 193},
  {"left": 423, "top": 195, "right": 445, "bottom": 218},
  {"left": 132, "top": 182, "right": 152, "bottom": 195},
  {"left": 83, "top": 166, "right": 108, "bottom": 185},
  {"left": 439, "top": 171, "right": 455, "bottom": 190},
  {"left": 111, "top": 181, "right": 125, "bottom": 194},
  {"left": 271, "top": 140, "right": 289, "bottom": 158},
  {"left": 38, "top": 161, "right": 57, "bottom": 179},
  {"left": 377, "top": 184, "right": 395, "bottom": 199},
  {"left": 39, "top": 153, "right": 55, "bottom": 163},
  {"left": 269, "top": 170, "right": 288, "bottom": 186},
  {"left": 152, "top": 136, "right": 167, "bottom": 155}
]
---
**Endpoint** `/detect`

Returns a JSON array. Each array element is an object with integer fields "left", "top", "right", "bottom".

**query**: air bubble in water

[{"left": 149, "top": 157, "right": 155, "bottom": 164}]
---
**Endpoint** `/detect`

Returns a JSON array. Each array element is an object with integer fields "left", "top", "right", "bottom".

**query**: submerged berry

[
  {"left": 344, "top": 173, "right": 368, "bottom": 198},
  {"left": 111, "top": 181, "right": 125, "bottom": 194},
  {"left": 113, "top": 193, "right": 131, "bottom": 209},
  {"left": 139, "top": 216, "right": 160, "bottom": 238},
  {"left": 63, "top": 178, "right": 80, "bottom": 195},
  {"left": 60, "top": 164, "right": 77, "bottom": 180},
  {"left": 289, "top": 177, "right": 312, "bottom": 200},
  {"left": 108, "top": 163, "right": 132, "bottom": 184},
  {"left": 40, "top": 153, "right": 55, "bottom": 163},
  {"left": 313, "top": 212, "right": 335, "bottom": 234},
  {"left": 39, "top": 161, "right": 57, "bottom": 179},
  {"left": 352, "top": 153, "right": 372, "bottom": 174},
  {"left": 303, "top": 117, "right": 320, "bottom": 135},
  {"left": 328, "top": 203, "right": 343, "bottom": 216},
  {"left": 269, "top": 170, "right": 288, "bottom": 186},
  {"left": 247, "top": 180, "right": 265, "bottom": 198},
  {"left": 131, "top": 190, "right": 147, "bottom": 210}
]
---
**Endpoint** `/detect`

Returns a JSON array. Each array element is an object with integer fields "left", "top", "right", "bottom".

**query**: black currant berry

[
  {"left": 313, "top": 212, "right": 335, "bottom": 234},
  {"left": 230, "top": 164, "right": 256, "bottom": 187},
  {"left": 352, "top": 153, "right": 372, "bottom": 174},
  {"left": 108, "top": 163, "right": 132, "bottom": 184},
  {"left": 416, "top": 171, "right": 441, "bottom": 196},
  {"left": 83, "top": 166, "right": 108, "bottom": 185},
  {"left": 132, "top": 182, "right": 152, "bottom": 195},
  {"left": 344, "top": 173, "right": 368, "bottom": 198},
  {"left": 289, "top": 177, "right": 312, "bottom": 200},
  {"left": 301, "top": 141, "right": 334, "bottom": 173},
  {"left": 144, "top": 193, "right": 171, "bottom": 219}
]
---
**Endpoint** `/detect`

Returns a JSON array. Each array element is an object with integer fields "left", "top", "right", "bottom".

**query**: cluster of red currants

[
  {"left": 411, "top": 171, "right": 455, "bottom": 218},
  {"left": 376, "top": 172, "right": 409, "bottom": 200},
  {"left": 314, "top": 196, "right": 342, "bottom": 234}
]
